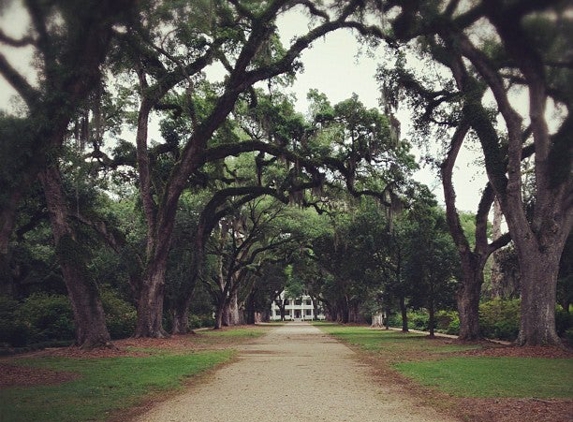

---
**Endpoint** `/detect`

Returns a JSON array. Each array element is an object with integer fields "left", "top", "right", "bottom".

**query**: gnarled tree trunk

[
  {"left": 135, "top": 264, "right": 169, "bottom": 338},
  {"left": 513, "top": 230, "right": 564, "bottom": 346},
  {"left": 399, "top": 294, "right": 408, "bottom": 332},
  {"left": 40, "top": 166, "right": 111, "bottom": 348},
  {"left": 456, "top": 260, "right": 483, "bottom": 341},
  {"left": 171, "top": 300, "right": 191, "bottom": 335},
  {"left": 227, "top": 290, "right": 241, "bottom": 325}
]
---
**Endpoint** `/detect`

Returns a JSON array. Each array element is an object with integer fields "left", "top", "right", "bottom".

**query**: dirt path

[{"left": 131, "top": 322, "right": 459, "bottom": 422}]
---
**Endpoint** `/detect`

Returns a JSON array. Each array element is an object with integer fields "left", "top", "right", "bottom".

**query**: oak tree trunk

[
  {"left": 245, "top": 295, "right": 256, "bottom": 325},
  {"left": 456, "top": 257, "right": 484, "bottom": 341},
  {"left": 515, "top": 243, "right": 562, "bottom": 346},
  {"left": 228, "top": 290, "right": 241, "bottom": 325},
  {"left": 399, "top": 294, "right": 409, "bottom": 332},
  {"left": 428, "top": 299, "right": 436, "bottom": 338},
  {"left": 135, "top": 261, "right": 169, "bottom": 338},
  {"left": 40, "top": 166, "right": 111, "bottom": 349},
  {"left": 340, "top": 298, "right": 350, "bottom": 324},
  {"left": 171, "top": 295, "right": 192, "bottom": 335},
  {"left": 214, "top": 293, "right": 228, "bottom": 329},
  {"left": 371, "top": 313, "right": 383, "bottom": 328},
  {"left": 490, "top": 199, "right": 505, "bottom": 298}
]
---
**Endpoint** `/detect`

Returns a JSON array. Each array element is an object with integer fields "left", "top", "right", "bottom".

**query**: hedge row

[
  {"left": 0, "top": 291, "right": 220, "bottom": 348},
  {"left": 0, "top": 289, "right": 137, "bottom": 348},
  {"left": 388, "top": 299, "right": 573, "bottom": 342}
]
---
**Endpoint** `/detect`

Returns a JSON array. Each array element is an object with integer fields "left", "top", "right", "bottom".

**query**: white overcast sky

[
  {"left": 276, "top": 10, "right": 487, "bottom": 213},
  {"left": 0, "top": 2, "right": 487, "bottom": 212}
]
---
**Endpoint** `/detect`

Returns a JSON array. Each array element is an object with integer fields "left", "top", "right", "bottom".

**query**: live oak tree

[
  {"left": 204, "top": 198, "right": 296, "bottom": 329},
  {"left": 106, "top": 0, "right": 389, "bottom": 337},
  {"left": 374, "top": 0, "right": 573, "bottom": 346},
  {"left": 378, "top": 54, "right": 513, "bottom": 340}
]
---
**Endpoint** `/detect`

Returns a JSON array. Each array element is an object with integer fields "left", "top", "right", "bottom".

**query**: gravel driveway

[{"left": 132, "top": 322, "right": 459, "bottom": 422}]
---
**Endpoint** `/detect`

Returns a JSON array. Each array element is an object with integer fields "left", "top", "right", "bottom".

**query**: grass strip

[
  {"left": 395, "top": 356, "right": 573, "bottom": 398},
  {"left": 318, "top": 324, "right": 477, "bottom": 355},
  {"left": 187, "top": 325, "right": 272, "bottom": 347},
  {"left": 0, "top": 350, "right": 233, "bottom": 422},
  {"left": 318, "top": 324, "right": 573, "bottom": 399}
]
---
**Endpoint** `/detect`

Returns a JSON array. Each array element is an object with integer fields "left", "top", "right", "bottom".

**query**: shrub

[
  {"left": 189, "top": 314, "right": 215, "bottom": 329},
  {"left": 446, "top": 317, "right": 460, "bottom": 335},
  {"left": 435, "top": 310, "right": 460, "bottom": 335},
  {"left": 386, "top": 313, "right": 403, "bottom": 328},
  {"left": 100, "top": 288, "right": 137, "bottom": 339},
  {"left": 555, "top": 307, "right": 573, "bottom": 337},
  {"left": 16, "top": 293, "right": 75, "bottom": 344},
  {"left": 479, "top": 298, "right": 520, "bottom": 341},
  {"left": 409, "top": 310, "right": 431, "bottom": 331},
  {"left": 565, "top": 328, "right": 573, "bottom": 344},
  {"left": 0, "top": 296, "right": 28, "bottom": 347},
  {"left": 201, "top": 315, "right": 215, "bottom": 328}
]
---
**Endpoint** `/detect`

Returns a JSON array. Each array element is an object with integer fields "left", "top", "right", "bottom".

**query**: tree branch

[
  {"left": 0, "top": 29, "right": 34, "bottom": 47},
  {"left": 0, "top": 53, "right": 38, "bottom": 106}
]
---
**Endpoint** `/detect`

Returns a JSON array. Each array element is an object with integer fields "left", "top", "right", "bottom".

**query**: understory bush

[
  {"left": 100, "top": 287, "right": 137, "bottom": 339},
  {"left": 409, "top": 310, "right": 431, "bottom": 331},
  {"left": 386, "top": 313, "right": 402, "bottom": 328},
  {"left": 555, "top": 306, "right": 573, "bottom": 337},
  {"left": 188, "top": 314, "right": 215, "bottom": 329},
  {"left": 16, "top": 293, "right": 75, "bottom": 344},
  {"left": 479, "top": 298, "right": 520, "bottom": 341},
  {"left": 435, "top": 310, "right": 460, "bottom": 335},
  {"left": 393, "top": 301, "right": 570, "bottom": 343},
  {"left": 0, "top": 295, "right": 28, "bottom": 347},
  {"left": 399, "top": 310, "right": 459, "bottom": 335}
]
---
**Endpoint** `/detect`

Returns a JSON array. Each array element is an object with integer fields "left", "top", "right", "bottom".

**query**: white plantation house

[{"left": 270, "top": 292, "right": 326, "bottom": 321}]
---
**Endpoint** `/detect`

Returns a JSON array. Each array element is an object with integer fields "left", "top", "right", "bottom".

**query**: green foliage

[
  {"left": 0, "top": 116, "right": 33, "bottom": 190},
  {"left": 0, "top": 350, "right": 233, "bottom": 422},
  {"left": 100, "top": 288, "right": 137, "bottom": 339},
  {"left": 565, "top": 328, "right": 573, "bottom": 344},
  {"left": 402, "top": 309, "right": 459, "bottom": 335},
  {"left": 188, "top": 314, "right": 215, "bottom": 329},
  {"left": 396, "top": 309, "right": 460, "bottom": 335},
  {"left": 0, "top": 296, "right": 28, "bottom": 347},
  {"left": 396, "top": 357, "right": 573, "bottom": 398},
  {"left": 16, "top": 293, "right": 75, "bottom": 344},
  {"left": 555, "top": 306, "right": 573, "bottom": 337},
  {"left": 408, "top": 310, "right": 431, "bottom": 331},
  {"left": 435, "top": 310, "right": 460, "bottom": 335},
  {"left": 402, "top": 206, "right": 460, "bottom": 315},
  {"left": 479, "top": 298, "right": 520, "bottom": 341}
]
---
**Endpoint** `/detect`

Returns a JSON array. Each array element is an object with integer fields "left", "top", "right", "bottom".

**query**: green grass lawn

[
  {"left": 396, "top": 356, "right": 573, "bottom": 398},
  {"left": 0, "top": 325, "right": 273, "bottom": 422},
  {"left": 199, "top": 326, "right": 271, "bottom": 339},
  {"left": 318, "top": 324, "right": 478, "bottom": 356},
  {"left": 0, "top": 350, "right": 233, "bottom": 422},
  {"left": 319, "top": 324, "right": 573, "bottom": 399},
  {"left": 187, "top": 325, "right": 272, "bottom": 348}
]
